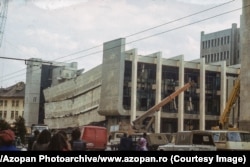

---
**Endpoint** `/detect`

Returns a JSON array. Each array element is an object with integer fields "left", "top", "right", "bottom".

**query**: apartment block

[{"left": 200, "top": 23, "right": 240, "bottom": 66}]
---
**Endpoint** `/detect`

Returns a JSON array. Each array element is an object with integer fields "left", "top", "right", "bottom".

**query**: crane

[
  {"left": 132, "top": 81, "right": 194, "bottom": 132},
  {"left": 212, "top": 74, "right": 240, "bottom": 130},
  {"left": 0, "top": 0, "right": 8, "bottom": 48}
]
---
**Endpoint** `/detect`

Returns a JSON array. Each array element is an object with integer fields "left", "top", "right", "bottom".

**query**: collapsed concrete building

[{"left": 42, "top": 38, "right": 240, "bottom": 133}]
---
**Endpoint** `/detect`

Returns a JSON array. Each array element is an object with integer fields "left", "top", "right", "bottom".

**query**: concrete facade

[
  {"left": 239, "top": 0, "right": 250, "bottom": 131},
  {"left": 23, "top": 58, "right": 80, "bottom": 127},
  {"left": 200, "top": 23, "right": 240, "bottom": 66},
  {"left": 43, "top": 65, "right": 105, "bottom": 129},
  {"left": 42, "top": 38, "right": 240, "bottom": 133}
]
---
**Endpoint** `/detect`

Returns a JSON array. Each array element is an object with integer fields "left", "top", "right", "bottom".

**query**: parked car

[{"left": 157, "top": 130, "right": 217, "bottom": 151}]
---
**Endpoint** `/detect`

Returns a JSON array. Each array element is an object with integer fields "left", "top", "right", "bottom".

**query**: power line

[
  {"left": 0, "top": 2, "right": 243, "bottom": 84},
  {"left": 59, "top": 6, "right": 245, "bottom": 63},
  {"left": 0, "top": 0, "right": 235, "bottom": 80},
  {"left": 53, "top": 0, "right": 236, "bottom": 61},
  {"left": 0, "top": 5, "right": 244, "bottom": 83},
  {"left": 125, "top": 0, "right": 236, "bottom": 38}
]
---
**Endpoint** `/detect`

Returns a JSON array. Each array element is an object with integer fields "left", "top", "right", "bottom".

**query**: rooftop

[{"left": 0, "top": 82, "right": 25, "bottom": 98}]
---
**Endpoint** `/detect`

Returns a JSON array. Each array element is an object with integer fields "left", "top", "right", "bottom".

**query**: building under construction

[{"left": 41, "top": 38, "right": 240, "bottom": 133}]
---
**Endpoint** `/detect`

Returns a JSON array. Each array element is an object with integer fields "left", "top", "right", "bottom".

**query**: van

[{"left": 80, "top": 126, "right": 107, "bottom": 151}]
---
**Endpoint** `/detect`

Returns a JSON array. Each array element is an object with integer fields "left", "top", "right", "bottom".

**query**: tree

[
  {"left": 0, "top": 119, "right": 11, "bottom": 131},
  {"left": 13, "top": 116, "right": 27, "bottom": 144}
]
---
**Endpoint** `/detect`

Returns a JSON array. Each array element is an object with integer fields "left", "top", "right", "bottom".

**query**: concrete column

[
  {"left": 155, "top": 52, "right": 162, "bottom": 133},
  {"left": 130, "top": 49, "right": 138, "bottom": 124},
  {"left": 230, "top": 23, "right": 238, "bottom": 65},
  {"left": 24, "top": 58, "right": 42, "bottom": 127},
  {"left": 239, "top": 0, "right": 250, "bottom": 131},
  {"left": 199, "top": 57, "right": 205, "bottom": 130},
  {"left": 220, "top": 61, "right": 227, "bottom": 118},
  {"left": 227, "top": 77, "right": 233, "bottom": 125},
  {"left": 178, "top": 55, "right": 185, "bottom": 131}
]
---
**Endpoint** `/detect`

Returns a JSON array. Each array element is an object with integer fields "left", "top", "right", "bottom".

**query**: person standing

[
  {"left": 57, "top": 130, "right": 72, "bottom": 151},
  {"left": 119, "top": 133, "right": 133, "bottom": 151},
  {"left": 139, "top": 132, "right": 148, "bottom": 151},
  {"left": 32, "top": 129, "right": 51, "bottom": 151},
  {"left": 69, "top": 128, "right": 86, "bottom": 151},
  {"left": 0, "top": 129, "right": 20, "bottom": 151},
  {"left": 28, "top": 130, "right": 40, "bottom": 151},
  {"left": 118, "top": 133, "right": 128, "bottom": 151},
  {"left": 48, "top": 133, "right": 71, "bottom": 151}
]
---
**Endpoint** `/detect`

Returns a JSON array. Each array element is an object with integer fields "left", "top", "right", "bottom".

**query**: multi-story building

[
  {"left": 23, "top": 58, "right": 84, "bottom": 128},
  {"left": 42, "top": 38, "right": 240, "bottom": 133},
  {"left": 0, "top": 82, "right": 25, "bottom": 124},
  {"left": 200, "top": 23, "right": 240, "bottom": 66}
]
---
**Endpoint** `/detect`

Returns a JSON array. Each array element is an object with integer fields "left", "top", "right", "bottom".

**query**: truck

[
  {"left": 31, "top": 124, "right": 49, "bottom": 134},
  {"left": 157, "top": 130, "right": 217, "bottom": 151},
  {"left": 80, "top": 125, "right": 107, "bottom": 151},
  {"left": 109, "top": 81, "right": 194, "bottom": 150},
  {"left": 108, "top": 132, "right": 168, "bottom": 151}
]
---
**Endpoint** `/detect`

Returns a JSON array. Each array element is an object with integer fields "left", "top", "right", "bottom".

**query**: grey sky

[{"left": 0, "top": 0, "right": 242, "bottom": 87}]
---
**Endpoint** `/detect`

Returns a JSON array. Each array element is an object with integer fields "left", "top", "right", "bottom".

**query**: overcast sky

[{"left": 0, "top": 0, "right": 242, "bottom": 87}]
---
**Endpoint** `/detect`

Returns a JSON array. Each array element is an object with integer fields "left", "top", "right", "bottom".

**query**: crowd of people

[
  {"left": 0, "top": 128, "right": 86, "bottom": 151},
  {"left": 1, "top": 128, "right": 149, "bottom": 151}
]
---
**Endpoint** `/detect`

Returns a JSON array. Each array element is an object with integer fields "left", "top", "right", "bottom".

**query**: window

[
  {"left": 11, "top": 111, "right": 14, "bottom": 119},
  {"left": 15, "top": 111, "right": 18, "bottom": 119},
  {"left": 208, "top": 40, "right": 210, "bottom": 48},
  {"left": 227, "top": 36, "right": 230, "bottom": 44},
  {"left": 4, "top": 111, "right": 7, "bottom": 119},
  {"left": 227, "top": 132, "right": 241, "bottom": 142},
  {"left": 240, "top": 133, "right": 250, "bottom": 142},
  {"left": 16, "top": 100, "right": 19, "bottom": 107},
  {"left": 217, "top": 38, "right": 220, "bottom": 46},
  {"left": 33, "top": 97, "right": 36, "bottom": 103},
  {"left": 220, "top": 52, "right": 223, "bottom": 60},
  {"left": 0, "top": 111, "right": 2, "bottom": 118},
  {"left": 12, "top": 100, "right": 15, "bottom": 107},
  {"left": 0, "top": 100, "right": 3, "bottom": 106},
  {"left": 227, "top": 51, "right": 229, "bottom": 59},
  {"left": 221, "top": 37, "right": 223, "bottom": 45},
  {"left": 212, "top": 133, "right": 220, "bottom": 142},
  {"left": 4, "top": 100, "right": 7, "bottom": 106}
]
